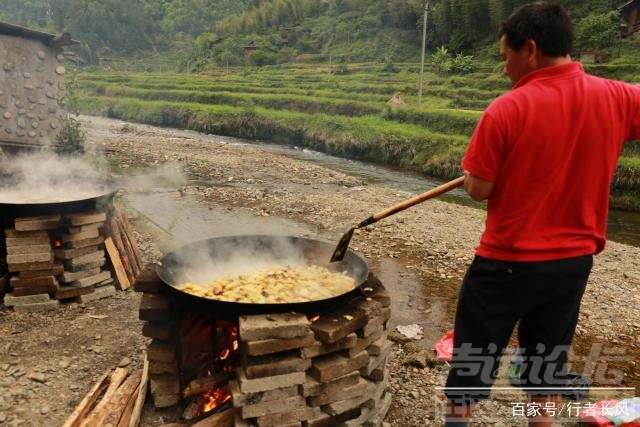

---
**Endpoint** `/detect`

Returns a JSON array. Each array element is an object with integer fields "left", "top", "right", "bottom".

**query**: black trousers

[{"left": 444, "top": 254, "right": 593, "bottom": 404}]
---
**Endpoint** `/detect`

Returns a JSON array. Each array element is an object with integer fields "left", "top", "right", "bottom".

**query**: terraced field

[{"left": 76, "top": 62, "right": 640, "bottom": 210}]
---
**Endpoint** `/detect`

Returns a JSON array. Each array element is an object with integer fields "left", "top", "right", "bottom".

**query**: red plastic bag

[{"left": 435, "top": 330, "right": 454, "bottom": 362}]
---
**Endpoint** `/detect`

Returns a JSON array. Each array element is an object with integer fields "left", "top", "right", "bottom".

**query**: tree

[{"left": 575, "top": 11, "right": 619, "bottom": 52}]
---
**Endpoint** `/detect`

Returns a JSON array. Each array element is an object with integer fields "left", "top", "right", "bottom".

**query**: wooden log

[
  {"left": 61, "top": 370, "right": 112, "bottom": 427},
  {"left": 104, "top": 237, "right": 130, "bottom": 290},
  {"left": 127, "top": 357, "right": 149, "bottom": 427},
  {"left": 77, "top": 368, "right": 129, "bottom": 427},
  {"left": 114, "top": 205, "right": 142, "bottom": 275},
  {"left": 182, "top": 373, "right": 235, "bottom": 398}
]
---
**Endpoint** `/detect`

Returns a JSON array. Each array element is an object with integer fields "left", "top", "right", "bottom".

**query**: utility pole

[{"left": 418, "top": 0, "right": 429, "bottom": 107}]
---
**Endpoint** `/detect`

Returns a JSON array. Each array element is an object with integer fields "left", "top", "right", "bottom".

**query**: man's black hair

[{"left": 499, "top": 1, "right": 574, "bottom": 57}]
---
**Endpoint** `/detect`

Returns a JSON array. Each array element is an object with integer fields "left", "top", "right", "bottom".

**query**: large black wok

[{"left": 156, "top": 235, "right": 369, "bottom": 316}]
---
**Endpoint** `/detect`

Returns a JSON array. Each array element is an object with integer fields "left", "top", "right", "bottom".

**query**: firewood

[
  {"left": 77, "top": 368, "right": 129, "bottom": 427},
  {"left": 182, "top": 373, "right": 235, "bottom": 398},
  {"left": 116, "top": 382, "right": 139, "bottom": 427},
  {"left": 127, "top": 357, "right": 149, "bottom": 427},
  {"left": 61, "top": 370, "right": 111, "bottom": 427},
  {"left": 97, "top": 370, "right": 142, "bottom": 427},
  {"left": 108, "top": 217, "right": 134, "bottom": 285},
  {"left": 190, "top": 407, "right": 234, "bottom": 427},
  {"left": 116, "top": 217, "right": 140, "bottom": 278},
  {"left": 114, "top": 205, "right": 142, "bottom": 275},
  {"left": 104, "top": 237, "right": 131, "bottom": 290}
]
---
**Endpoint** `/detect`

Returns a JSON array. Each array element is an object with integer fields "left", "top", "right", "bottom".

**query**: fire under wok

[{"left": 156, "top": 235, "right": 369, "bottom": 315}]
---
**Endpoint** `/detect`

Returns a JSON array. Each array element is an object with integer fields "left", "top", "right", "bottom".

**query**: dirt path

[{"left": 1, "top": 116, "right": 638, "bottom": 426}]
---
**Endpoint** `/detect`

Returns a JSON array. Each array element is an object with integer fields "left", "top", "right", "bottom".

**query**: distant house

[
  {"left": 0, "top": 20, "right": 78, "bottom": 150},
  {"left": 243, "top": 41, "right": 259, "bottom": 57},
  {"left": 619, "top": 0, "right": 640, "bottom": 37}
]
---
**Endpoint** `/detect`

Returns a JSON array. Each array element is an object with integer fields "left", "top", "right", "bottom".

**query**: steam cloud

[{"left": 0, "top": 152, "right": 111, "bottom": 203}]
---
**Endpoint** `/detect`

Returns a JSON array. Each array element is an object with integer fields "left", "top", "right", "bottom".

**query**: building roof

[
  {"left": 618, "top": 0, "right": 640, "bottom": 12},
  {"left": 0, "top": 20, "right": 78, "bottom": 47}
]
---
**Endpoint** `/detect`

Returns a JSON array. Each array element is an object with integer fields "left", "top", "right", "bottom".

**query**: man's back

[{"left": 462, "top": 62, "right": 640, "bottom": 261}]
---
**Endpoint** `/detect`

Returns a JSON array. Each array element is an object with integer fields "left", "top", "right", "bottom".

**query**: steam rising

[
  {"left": 160, "top": 235, "right": 366, "bottom": 290},
  {"left": 0, "top": 152, "right": 112, "bottom": 203}
]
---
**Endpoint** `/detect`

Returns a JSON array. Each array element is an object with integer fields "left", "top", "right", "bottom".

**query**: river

[
  {"left": 86, "top": 116, "right": 640, "bottom": 248},
  {"left": 216, "top": 136, "right": 640, "bottom": 248}
]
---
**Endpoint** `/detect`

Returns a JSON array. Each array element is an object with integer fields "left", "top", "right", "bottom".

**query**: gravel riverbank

[{"left": 0, "top": 116, "right": 637, "bottom": 426}]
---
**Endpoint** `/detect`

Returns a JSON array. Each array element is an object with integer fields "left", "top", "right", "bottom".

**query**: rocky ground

[{"left": 0, "top": 116, "right": 638, "bottom": 426}]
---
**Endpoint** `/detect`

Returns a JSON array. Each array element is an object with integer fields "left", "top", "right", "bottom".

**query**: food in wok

[{"left": 176, "top": 264, "right": 356, "bottom": 304}]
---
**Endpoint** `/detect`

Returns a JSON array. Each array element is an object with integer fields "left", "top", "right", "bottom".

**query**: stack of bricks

[
  {"left": 2, "top": 210, "right": 115, "bottom": 312},
  {"left": 134, "top": 263, "right": 393, "bottom": 427},
  {"left": 233, "top": 278, "right": 392, "bottom": 427},
  {"left": 135, "top": 266, "right": 180, "bottom": 408},
  {"left": 54, "top": 211, "right": 114, "bottom": 302}
]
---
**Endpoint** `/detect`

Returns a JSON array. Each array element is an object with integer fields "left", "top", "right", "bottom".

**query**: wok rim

[
  {"left": 0, "top": 186, "right": 118, "bottom": 206},
  {"left": 155, "top": 234, "right": 369, "bottom": 311}
]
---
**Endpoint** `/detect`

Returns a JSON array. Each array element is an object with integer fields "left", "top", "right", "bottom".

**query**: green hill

[{"left": 1, "top": 0, "right": 636, "bottom": 68}]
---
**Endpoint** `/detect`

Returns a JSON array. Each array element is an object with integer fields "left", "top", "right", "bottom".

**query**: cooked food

[{"left": 177, "top": 264, "right": 356, "bottom": 303}]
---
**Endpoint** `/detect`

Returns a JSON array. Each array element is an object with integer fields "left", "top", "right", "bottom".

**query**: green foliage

[
  {"left": 1, "top": 0, "right": 637, "bottom": 69},
  {"left": 431, "top": 46, "right": 450, "bottom": 75},
  {"left": 451, "top": 53, "right": 475, "bottom": 74},
  {"left": 431, "top": 46, "right": 475, "bottom": 75},
  {"left": 54, "top": 117, "right": 86, "bottom": 156},
  {"left": 575, "top": 11, "right": 619, "bottom": 52}
]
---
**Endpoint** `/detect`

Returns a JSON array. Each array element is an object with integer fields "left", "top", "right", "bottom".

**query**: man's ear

[{"left": 526, "top": 39, "right": 539, "bottom": 64}]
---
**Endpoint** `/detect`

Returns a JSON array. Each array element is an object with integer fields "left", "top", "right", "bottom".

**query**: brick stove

[
  {"left": 0, "top": 200, "right": 118, "bottom": 311},
  {"left": 135, "top": 265, "right": 393, "bottom": 427}
]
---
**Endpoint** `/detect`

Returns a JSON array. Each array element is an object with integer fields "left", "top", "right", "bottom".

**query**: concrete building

[{"left": 0, "top": 20, "right": 78, "bottom": 150}]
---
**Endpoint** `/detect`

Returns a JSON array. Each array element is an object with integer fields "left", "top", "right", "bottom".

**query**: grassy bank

[{"left": 76, "top": 63, "right": 640, "bottom": 210}]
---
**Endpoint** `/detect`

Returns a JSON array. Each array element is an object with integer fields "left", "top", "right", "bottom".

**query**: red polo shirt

[{"left": 462, "top": 62, "right": 640, "bottom": 261}]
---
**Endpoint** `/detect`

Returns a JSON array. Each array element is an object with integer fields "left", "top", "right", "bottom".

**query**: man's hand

[{"left": 463, "top": 171, "right": 494, "bottom": 201}]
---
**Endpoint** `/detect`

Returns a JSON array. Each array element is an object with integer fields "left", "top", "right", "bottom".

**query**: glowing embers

[{"left": 178, "top": 312, "right": 238, "bottom": 421}]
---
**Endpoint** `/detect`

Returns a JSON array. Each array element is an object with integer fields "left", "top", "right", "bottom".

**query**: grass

[{"left": 75, "top": 62, "right": 640, "bottom": 210}]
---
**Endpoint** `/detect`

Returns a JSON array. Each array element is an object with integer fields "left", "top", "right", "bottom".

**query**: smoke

[{"left": 0, "top": 151, "right": 111, "bottom": 203}]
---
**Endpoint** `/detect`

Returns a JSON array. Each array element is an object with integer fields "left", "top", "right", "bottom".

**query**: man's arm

[{"left": 463, "top": 171, "right": 494, "bottom": 201}]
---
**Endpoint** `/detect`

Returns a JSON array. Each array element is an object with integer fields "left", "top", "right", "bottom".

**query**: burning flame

[
  {"left": 53, "top": 240, "right": 62, "bottom": 248},
  {"left": 308, "top": 315, "right": 320, "bottom": 323},
  {"left": 202, "top": 384, "right": 232, "bottom": 413}
]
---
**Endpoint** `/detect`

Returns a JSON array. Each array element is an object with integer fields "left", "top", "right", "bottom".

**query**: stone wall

[{"left": 0, "top": 35, "right": 67, "bottom": 146}]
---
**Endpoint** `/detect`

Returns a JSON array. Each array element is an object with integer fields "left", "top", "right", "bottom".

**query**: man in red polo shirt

[{"left": 443, "top": 2, "right": 640, "bottom": 427}]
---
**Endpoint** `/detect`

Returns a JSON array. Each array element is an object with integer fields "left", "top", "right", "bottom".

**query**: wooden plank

[
  {"left": 109, "top": 217, "right": 134, "bottom": 285},
  {"left": 61, "top": 370, "right": 111, "bottom": 427},
  {"left": 97, "top": 371, "right": 142, "bottom": 427},
  {"left": 104, "top": 237, "right": 130, "bottom": 290},
  {"left": 116, "top": 382, "right": 139, "bottom": 427},
  {"left": 78, "top": 368, "right": 129, "bottom": 427},
  {"left": 114, "top": 206, "right": 142, "bottom": 276},
  {"left": 116, "top": 218, "right": 140, "bottom": 278},
  {"left": 127, "top": 357, "right": 149, "bottom": 427}
]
